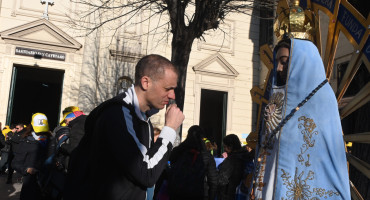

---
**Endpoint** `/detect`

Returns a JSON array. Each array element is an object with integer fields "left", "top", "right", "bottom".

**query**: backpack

[{"left": 168, "top": 149, "right": 206, "bottom": 199}]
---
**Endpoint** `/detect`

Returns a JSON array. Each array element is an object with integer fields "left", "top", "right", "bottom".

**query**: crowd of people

[
  {"left": 0, "top": 36, "right": 350, "bottom": 200},
  {"left": 0, "top": 107, "right": 88, "bottom": 200},
  {"left": 1, "top": 118, "right": 253, "bottom": 200}
]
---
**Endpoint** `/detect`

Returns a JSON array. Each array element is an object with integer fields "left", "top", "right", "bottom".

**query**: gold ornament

[{"left": 274, "top": 0, "right": 318, "bottom": 43}]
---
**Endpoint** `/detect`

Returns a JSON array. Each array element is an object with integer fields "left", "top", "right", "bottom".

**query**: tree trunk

[
  {"left": 170, "top": 28, "right": 196, "bottom": 139},
  {"left": 165, "top": 0, "right": 222, "bottom": 138},
  {"left": 171, "top": 33, "right": 194, "bottom": 111}
]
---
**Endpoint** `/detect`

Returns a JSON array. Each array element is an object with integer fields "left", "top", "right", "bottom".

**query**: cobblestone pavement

[{"left": 0, "top": 172, "right": 22, "bottom": 200}]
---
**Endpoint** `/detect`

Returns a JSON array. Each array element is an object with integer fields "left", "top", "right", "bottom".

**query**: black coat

[
  {"left": 169, "top": 145, "right": 218, "bottom": 200},
  {"left": 12, "top": 135, "right": 49, "bottom": 175},
  {"left": 59, "top": 115, "right": 87, "bottom": 156},
  {"left": 53, "top": 115, "right": 87, "bottom": 171},
  {"left": 217, "top": 150, "right": 253, "bottom": 200},
  {"left": 0, "top": 133, "right": 5, "bottom": 150},
  {"left": 64, "top": 93, "right": 174, "bottom": 200},
  {"left": 1, "top": 131, "right": 13, "bottom": 153},
  {"left": 8, "top": 130, "right": 24, "bottom": 154}
]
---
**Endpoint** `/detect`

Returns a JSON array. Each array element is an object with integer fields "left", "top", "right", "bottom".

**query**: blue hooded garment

[{"left": 253, "top": 39, "right": 350, "bottom": 199}]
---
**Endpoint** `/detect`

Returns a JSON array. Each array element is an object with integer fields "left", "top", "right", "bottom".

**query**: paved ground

[{"left": 0, "top": 172, "right": 22, "bottom": 200}]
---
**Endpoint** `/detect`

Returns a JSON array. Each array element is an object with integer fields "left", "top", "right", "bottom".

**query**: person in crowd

[
  {"left": 235, "top": 142, "right": 255, "bottom": 200},
  {"left": 167, "top": 125, "right": 218, "bottom": 200},
  {"left": 64, "top": 54, "right": 185, "bottom": 200},
  {"left": 41, "top": 110, "right": 87, "bottom": 199},
  {"left": 59, "top": 106, "right": 81, "bottom": 127},
  {"left": 251, "top": 38, "right": 350, "bottom": 199},
  {"left": 12, "top": 113, "right": 52, "bottom": 200},
  {"left": 0, "top": 127, "right": 5, "bottom": 150},
  {"left": 204, "top": 137, "right": 217, "bottom": 156},
  {"left": 4, "top": 123, "right": 25, "bottom": 184},
  {"left": 16, "top": 123, "right": 25, "bottom": 132},
  {"left": 48, "top": 106, "right": 83, "bottom": 159},
  {"left": 1, "top": 126, "right": 11, "bottom": 167},
  {"left": 55, "top": 111, "right": 86, "bottom": 171},
  {"left": 217, "top": 134, "right": 253, "bottom": 200},
  {"left": 48, "top": 106, "right": 83, "bottom": 164},
  {"left": 0, "top": 124, "right": 15, "bottom": 178}
]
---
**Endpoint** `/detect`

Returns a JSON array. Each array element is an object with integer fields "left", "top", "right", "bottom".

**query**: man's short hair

[
  {"left": 134, "top": 54, "right": 177, "bottom": 85},
  {"left": 10, "top": 124, "right": 16, "bottom": 129},
  {"left": 274, "top": 39, "right": 291, "bottom": 53},
  {"left": 16, "top": 123, "right": 24, "bottom": 127}
]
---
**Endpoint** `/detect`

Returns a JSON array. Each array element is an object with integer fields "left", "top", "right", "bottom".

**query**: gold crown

[{"left": 274, "top": 0, "right": 318, "bottom": 43}]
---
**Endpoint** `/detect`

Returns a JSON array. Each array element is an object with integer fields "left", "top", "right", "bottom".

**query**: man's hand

[{"left": 165, "top": 104, "right": 185, "bottom": 130}]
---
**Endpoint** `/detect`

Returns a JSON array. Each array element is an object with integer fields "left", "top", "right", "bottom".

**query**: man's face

[
  {"left": 15, "top": 125, "right": 23, "bottom": 132},
  {"left": 276, "top": 47, "right": 290, "bottom": 86},
  {"left": 64, "top": 117, "right": 75, "bottom": 126},
  {"left": 146, "top": 67, "right": 177, "bottom": 110}
]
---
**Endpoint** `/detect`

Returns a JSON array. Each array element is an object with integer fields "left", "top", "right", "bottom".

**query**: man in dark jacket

[
  {"left": 5, "top": 123, "right": 25, "bottom": 184},
  {"left": 0, "top": 125, "right": 15, "bottom": 177},
  {"left": 167, "top": 125, "right": 218, "bottom": 200},
  {"left": 0, "top": 132, "right": 4, "bottom": 151},
  {"left": 41, "top": 111, "right": 87, "bottom": 199},
  {"left": 55, "top": 111, "right": 87, "bottom": 171},
  {"left": 217, "top": 134, "right": 253, "bottom": 200},
  {"left": 64, "top": 54, "right": 185, "bottom": 200}
]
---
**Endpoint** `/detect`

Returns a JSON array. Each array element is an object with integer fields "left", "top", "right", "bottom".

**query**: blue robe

[{"left": 253, "top": 39, "right": 350, "bottom": 199}]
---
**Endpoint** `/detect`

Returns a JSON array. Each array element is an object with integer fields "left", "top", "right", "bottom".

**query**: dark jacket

[
  {"left": 51, "top": 126, "right": 69, "bottom": 156},
  {"left": 8, "top": 130, "right": 25, "bottom": 154},
  {"left": 217, "top": 150, "right": 253, "bottom": 200},
  {"left": 0, "top": 133, "right": 5, "bottom": 150},
  {"left": 169, "top": 146, "right": 218, "bottom": 200},
  {"left": 59, "top": 115, "right": 87, "bottom": 156},
  {"left": 54, "top": 115, "right": 87, "bottom": 171},
  {"left": 1, "top": 131, "right": 12, "bottom": 153},
  {"left": 12, "top": 135, "right": 49, "bottom": 176},
  {"left": 64, "top": 93, "right": 175, "bottom": 200}
]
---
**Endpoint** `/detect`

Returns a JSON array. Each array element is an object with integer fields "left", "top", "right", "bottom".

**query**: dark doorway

[
  {"left": 199, "top": 89, "right": 227, "bottom": 156},
  {"left": 6, "top": 65, "right": 64, "bottom": 130}
]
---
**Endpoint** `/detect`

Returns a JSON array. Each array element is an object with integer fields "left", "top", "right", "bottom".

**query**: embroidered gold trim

[
  {"left": 280, "top": 116, "right": 340, "bottom": 199},
  {"left": 281, "top": 168, "right": 314, "bottom": 199},
  {"left": 313, "top": 188, "right": 340, "bottom": 198},
  {"left": 297, "top": 116, "right": 318, "bottom": 166}
]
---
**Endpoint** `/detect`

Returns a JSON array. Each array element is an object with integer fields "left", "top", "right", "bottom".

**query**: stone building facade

[{"left": 0, "top": 0, "right": 260, "bottom": 150}]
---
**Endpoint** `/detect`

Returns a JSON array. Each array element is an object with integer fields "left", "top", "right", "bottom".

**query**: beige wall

[
  {"left": 0, "top": 0, "right": 85, "bottom": 124},
  {"left": 68, "top": 4, "right": 260, "bottom": 141},
  {"left": 182, "top": 13, "right": 260, "bottom": 140}
]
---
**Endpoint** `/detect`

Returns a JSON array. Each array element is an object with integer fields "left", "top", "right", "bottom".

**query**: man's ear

[{"left": 140, "top": 76, "right": 150, "bottom": 91}]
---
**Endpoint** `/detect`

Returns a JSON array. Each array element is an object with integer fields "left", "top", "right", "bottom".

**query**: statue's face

[{"left": 276, "top": 47, "right": 290, "bottom": 86}]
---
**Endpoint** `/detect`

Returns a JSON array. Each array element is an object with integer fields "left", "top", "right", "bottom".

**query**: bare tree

[
  {"left": 77, "top": 30, "right": 139, "bottom": 112},
  {"left": 70, "top": 0, "right": 276, "bottom": 137}
]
